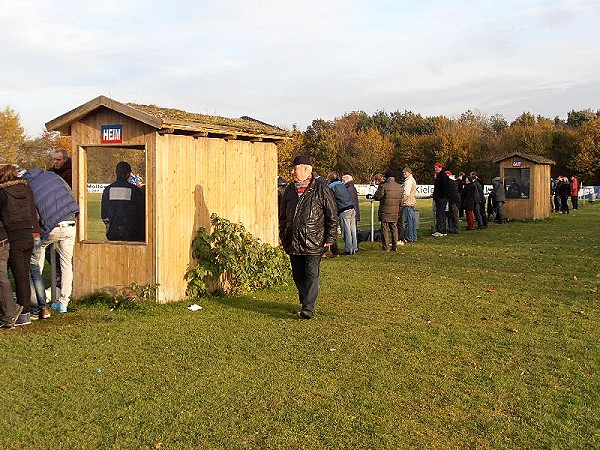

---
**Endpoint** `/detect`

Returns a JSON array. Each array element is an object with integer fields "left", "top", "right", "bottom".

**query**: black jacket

[
  {"left": 433, "top": 170, "right": 453, "bottom": 200},
  {"left": 49, "top": 158, "right": 73, "bottom": 188},
  {"left": 101, "top": 179, "right": 145, "bottom": 241},
  {"left": 0, "top": 180, "right": 36, "bottom": 234},
  {"left": 463, "top": 182, "right": 477, "bottom": 210},
  {"left": 279, "top": 177, "right": 337, "bottom": 255}
]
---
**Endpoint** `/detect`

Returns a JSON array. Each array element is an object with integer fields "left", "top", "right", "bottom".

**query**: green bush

[{"left": 185, "top": 213, "right": 290, "bottom": 297}]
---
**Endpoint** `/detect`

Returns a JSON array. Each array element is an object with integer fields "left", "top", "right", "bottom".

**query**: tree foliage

[
  {"left": 276, "top": 108, "right": 600, "bottom": 185},
  {"left": 0, "top": 107, "right": 25, "bottom": 163}
]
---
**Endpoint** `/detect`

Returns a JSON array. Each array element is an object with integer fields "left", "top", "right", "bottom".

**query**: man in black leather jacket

[{"left": 279, "top": 155, "right": 337, "bottom": 319}]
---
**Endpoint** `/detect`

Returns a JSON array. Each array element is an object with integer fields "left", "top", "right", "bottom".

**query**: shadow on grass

[{"left": 209, "top": 294, "right": 299, "bottom": 320}]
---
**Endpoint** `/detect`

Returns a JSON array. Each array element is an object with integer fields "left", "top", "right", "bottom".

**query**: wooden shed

[
  {"left": 493, "top": 152, "right": 555, "bottom": 221},
  {"left": 46, "top": 95, "right": 289, "bottom": 303}
]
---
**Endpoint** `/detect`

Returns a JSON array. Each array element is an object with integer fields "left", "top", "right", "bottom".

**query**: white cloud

[{"left": 1, "top": 0, "right": 598, "bottom": 136}]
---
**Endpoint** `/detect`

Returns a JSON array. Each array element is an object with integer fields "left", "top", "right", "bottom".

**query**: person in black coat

[
  {"left": 462, "top": 176, "right": 477, "bottom": 230},
  {"left": 0, "top": 165, "right": 37, "bottom": 325},
  {"left": 432, "top": 163, "right": 453, "bottom": 236},
  {"left": 279, "top": 155, "right": 337, "bottom": 319},
  {"left": 101, "top": 161, "right": 145, "bottom": 241},
  {"left": 556, "top": 175, "right": 570, "bottom": 214}
]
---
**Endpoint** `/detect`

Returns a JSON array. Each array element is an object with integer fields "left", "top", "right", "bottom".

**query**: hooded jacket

[
  {"left": 0, "top": 180, "right": 36, "bottom": 234},
  {"left": 279, "top": 177, "right": 337, "bottom": 255},
  {"left": 23, "top": 168, "right": 79, "bottom": 237}
]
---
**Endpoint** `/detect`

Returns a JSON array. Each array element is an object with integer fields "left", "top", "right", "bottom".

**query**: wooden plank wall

[
  {"left": 502, "top": 160, "right": 551, "bottom": 221},
  {"left": 70, "top": 109, "right": 156, "bottom": 297},
  {"left": 154, "top": 134, "right": 278, "bottom": 302}
]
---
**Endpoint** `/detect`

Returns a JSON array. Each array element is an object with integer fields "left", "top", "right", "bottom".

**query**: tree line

[
  {"left": 2, "top": 105, "right": 599, "bottom": 186},
  {"left": 277, "top": 109, "right": 600, "bottom": 186}
]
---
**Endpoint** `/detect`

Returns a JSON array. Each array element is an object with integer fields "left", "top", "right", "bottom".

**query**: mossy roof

[
  {"left": 46, "top": 96, "right": 290, "bottom": 140},
  {"left": 127, "top": 103, "right": 289, "bottom": 138}
]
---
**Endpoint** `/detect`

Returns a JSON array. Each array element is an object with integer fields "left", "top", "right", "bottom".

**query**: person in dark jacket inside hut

[
  {"left": 101, "top": 161, "right": 145, "bottom": 242},
  {"left": 279, "top": 155, "right": 337, "bottom": 319}
]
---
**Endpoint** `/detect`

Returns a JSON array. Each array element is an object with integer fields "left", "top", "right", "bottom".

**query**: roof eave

[
  {"left": 45, "top": 95, "right": 164, "bottom": 134},
  {"left": 160, "top": 119, "right": 290, "bottom": 141},
  {"left": 493, "top": 152, "right": 556, "bottom": 165}
]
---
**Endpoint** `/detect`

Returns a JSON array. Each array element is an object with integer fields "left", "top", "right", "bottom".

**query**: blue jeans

[
  {"left": 339, "top": 209, "right": 357, "bottom": 253},
  {"left": 403, "top": 206, "right": 417, "bottom": 242},
  {"left": 289, "top": 254, "right": 321, "bottom": 313},
  {"left": 29, "top": 236, "right": 47, "bottom": 315},
  {"left": 434, "top": 198, "right": 448, "bottom": 233}
]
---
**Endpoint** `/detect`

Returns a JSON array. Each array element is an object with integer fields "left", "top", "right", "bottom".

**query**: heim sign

[{"left": 101, "top": 124, "right": 123, "bottom": 144}]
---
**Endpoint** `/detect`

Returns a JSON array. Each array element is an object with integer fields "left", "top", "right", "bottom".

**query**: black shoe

[{"left": 299, "top": 309, "right": 314, "bottom": 319}]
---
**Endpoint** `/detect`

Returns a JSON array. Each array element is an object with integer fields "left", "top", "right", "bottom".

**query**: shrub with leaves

[{"left": 185, "top": 213, "right": 290, "bottom": 297}]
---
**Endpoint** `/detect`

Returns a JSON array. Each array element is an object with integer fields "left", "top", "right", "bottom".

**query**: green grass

[
  {"left": 1, "top": 203, "right": 599, "bottom": 449},
  {"left": 87, "top": 192, "right": 106, "bottom": 241}
]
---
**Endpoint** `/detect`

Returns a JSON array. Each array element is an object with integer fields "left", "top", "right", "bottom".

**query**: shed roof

[
  {"left": 45, "top": 95, "right": 290, "bottom": 142},
  {"left": 493, "top": 152, "right": 556, "bottom": 165}
]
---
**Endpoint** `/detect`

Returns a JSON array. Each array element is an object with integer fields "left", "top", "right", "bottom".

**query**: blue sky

[{"left": 1, "top": 0, "right": 599, "bottom": 137}]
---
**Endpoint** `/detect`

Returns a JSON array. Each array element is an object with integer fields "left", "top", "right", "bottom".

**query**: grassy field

[{"left": 0, "top": 201, "right": 598, "bottom": 449}]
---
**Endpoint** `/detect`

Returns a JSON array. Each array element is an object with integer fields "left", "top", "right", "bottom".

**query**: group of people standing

[
  {"left": 0, "top": 146, "right": 144, "bottom": 329},
  {"left": 366, "top": 167, "right": 418, "bottom": 251},
  {"left": 0, "top": 148, "right": 79, "bottom": 329},
  {"left": 552, "top": 175, "right": 579, "bottom": 214},
  {"left": 431, "top": 163, "right": 507, "bottom": 237}
]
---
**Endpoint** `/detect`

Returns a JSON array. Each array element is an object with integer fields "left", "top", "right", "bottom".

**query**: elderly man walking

[{"left": 279, "top": 155, "right": 337, "bottom": 319}]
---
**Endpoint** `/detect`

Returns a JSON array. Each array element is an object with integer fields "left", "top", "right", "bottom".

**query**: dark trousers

[
  {"left": 554, "top": 195, "right": 561, "bottom": 212},
  {"left": 448, "top": 203, "right": 460, "bottom": 233},
  {"left": 8, "top": 238, "right": 33, "bottom": 313},
  {"left": 571, "top": 195, "right": 578, "bottom": 209},
  {"left": 434, "top": 198, "right": 448, "bottom": 233},
  {"left": 478, "top": 202, "right": 487, "bottom": 227},
  {"left": 289, "top": 254, "right": 322, "bottom": 313},
  {"left": 381, "top": 221, "right": 399, "bottom": 250},
  {"left": 560, "top": 195, "right": 569, "bottom": 213},
  {"left": 0, "top": 240, "right": 20, "bottom": 326}
]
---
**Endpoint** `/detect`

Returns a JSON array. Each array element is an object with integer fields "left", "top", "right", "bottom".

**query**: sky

[{"left": 1, "top": 0, "right": 599, "bottom": 137}]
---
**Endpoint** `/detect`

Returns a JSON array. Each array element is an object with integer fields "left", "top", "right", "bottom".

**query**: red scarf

[{"left": 295, "top": 176, "right": 312, "bottom": 195}]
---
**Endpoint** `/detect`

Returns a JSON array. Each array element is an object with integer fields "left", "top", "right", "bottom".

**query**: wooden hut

[
  {"left": 493, "top": 152, "right": 555, "bottom": 221},
  {"left": 45, "top": 95, "right": 289, "bottom": 302}
]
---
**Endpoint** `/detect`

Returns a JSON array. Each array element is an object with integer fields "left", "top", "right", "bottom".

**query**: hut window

[
  {"left": 84, "top": 145, "right": 146, "bottom": 243},
  {"left": 504, "top": 168, "right": 530, "bottom": 199}
]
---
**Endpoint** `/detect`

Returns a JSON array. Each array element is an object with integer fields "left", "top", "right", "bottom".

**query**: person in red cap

[{"left": 279, "top": 155, "right": 337, "bottom": 319}]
